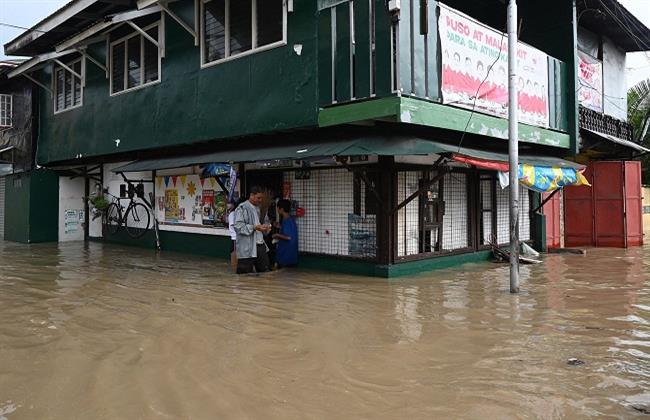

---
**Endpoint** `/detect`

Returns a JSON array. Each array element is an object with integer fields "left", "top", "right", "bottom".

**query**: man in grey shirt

[{"left": 233, "top": 186, "right": 271, "bottom": 274}]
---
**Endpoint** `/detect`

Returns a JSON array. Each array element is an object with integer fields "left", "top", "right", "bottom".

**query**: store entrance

[{"left": 244, "top": 170, "right": 284, "bottom": 224}]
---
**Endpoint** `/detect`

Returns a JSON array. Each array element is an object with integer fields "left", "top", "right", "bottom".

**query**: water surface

[{"left": 0, "top": 241, "right": 649, "bottom": 419}]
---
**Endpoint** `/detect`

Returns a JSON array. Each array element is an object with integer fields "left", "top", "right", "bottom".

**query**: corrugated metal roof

[
  {"left": 4, "top": 0, "right": 136, "bottom": 56},
  {"left": 578, "top": 0, "right": 650, "bottom": 52}
]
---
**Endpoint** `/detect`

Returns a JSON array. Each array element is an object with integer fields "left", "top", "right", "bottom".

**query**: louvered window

[
  {"left": 54, "top": 59, "right": 83, "bottom": 113},
  {"left": 0, "top": 94, "right": 11, "bottom": 127},
  {"left": 202, "top": 0, "right": 286, "bottom": 66},
  {"left": 110, "top": 23, "right": 160, "bottom": 95}
]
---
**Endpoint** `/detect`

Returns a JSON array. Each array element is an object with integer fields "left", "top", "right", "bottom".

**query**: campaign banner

[
  {"left": 577, "top": 50, "right": 603, "bottom": 113},
  {"left": 439, "top": 4, "right": 550, "bottom": 128}
]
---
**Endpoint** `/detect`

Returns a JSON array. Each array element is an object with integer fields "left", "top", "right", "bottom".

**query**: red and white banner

[
  {"left": 439, "top": 4, "right": 550, "bottom": 128},
  {"left": 577, "top": 50, "right": 603, "bottom": 113}
]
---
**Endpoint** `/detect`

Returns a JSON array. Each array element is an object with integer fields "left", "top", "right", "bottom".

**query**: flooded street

[{"left": 0, "top": 241, "right": 649, "bottom": 419}]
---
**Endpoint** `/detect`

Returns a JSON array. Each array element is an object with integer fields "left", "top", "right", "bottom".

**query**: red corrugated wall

[
  {"left": 624, "top": 161, "right": 643, "bottom": 247},
  {"left": 564, "top": 161, "right": 644, "bottom": 248},
  {"left": 564, "top": 166, "right": 594, "bottom": 247},
  {"left": 543, "top": 191, "right": 561, "bottom": 249},
  {"left": 593, "top": 162, "right": 626, "bottom": 247}
]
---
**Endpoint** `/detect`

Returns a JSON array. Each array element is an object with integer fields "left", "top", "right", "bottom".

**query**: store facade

[{"left": 3, "top": 0, "right": 605, "bottom": 275}]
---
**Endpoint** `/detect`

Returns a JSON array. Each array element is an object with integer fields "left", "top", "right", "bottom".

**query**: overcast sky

[{"left": 1, "top": 0, "right": 649, "bottom": 88}]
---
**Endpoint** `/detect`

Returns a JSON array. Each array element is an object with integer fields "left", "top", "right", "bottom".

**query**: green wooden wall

[
  {"left": 393, "top": 0, "right": 573, "bottom": 135},
  {"left": 4, "top": 169, "right": 59, "bottom": 243},
  {"left": 36, "top": 0, "right": 320, "bottom": 166}
]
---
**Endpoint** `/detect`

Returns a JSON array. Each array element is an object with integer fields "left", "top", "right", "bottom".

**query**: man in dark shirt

[{"left": 272, "top": 199, "right": 298, "bottom": 268}]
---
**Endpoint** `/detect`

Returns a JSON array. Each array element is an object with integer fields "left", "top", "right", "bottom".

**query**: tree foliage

[{"left": 628, "top": 79, "right": 650, "bottom": 184}]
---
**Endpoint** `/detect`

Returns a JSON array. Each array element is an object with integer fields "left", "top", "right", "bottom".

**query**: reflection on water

[{"left": 0, "top": 240, "right": 649, "bottom": 419}]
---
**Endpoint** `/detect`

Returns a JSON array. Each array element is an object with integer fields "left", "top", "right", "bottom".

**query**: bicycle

[{"left": 103, "top": 183, "right": 152, "bottom": 239}]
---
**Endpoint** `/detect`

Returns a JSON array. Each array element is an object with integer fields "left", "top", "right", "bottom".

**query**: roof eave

[{"left": 3, "top": 0, "right": 99, "bottom": 56}]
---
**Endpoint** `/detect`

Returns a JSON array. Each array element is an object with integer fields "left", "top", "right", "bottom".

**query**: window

[
  {"left": 110, "top": 23, "right": 161, "bottom": 95},
  {"left": 201, "top": 0, "right": 286, "bottom": 66},
  {"left": 0, "top": 94, "right": 11, "bottom": 127},
  {"left": 54, "top": 59, "right": 83, "bottom": 113}
]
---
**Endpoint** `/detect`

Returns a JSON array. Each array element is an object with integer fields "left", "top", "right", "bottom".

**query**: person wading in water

[{"left": 233, "top": 186, "right": 271, "bottom": 274}]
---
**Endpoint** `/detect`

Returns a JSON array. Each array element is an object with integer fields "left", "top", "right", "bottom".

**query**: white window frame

[
  {"left": 200, "top": 0, "right": 288, "bottom": 69},
  {"left": 109, "top": 21, "right": 162, "bottom": 96},
  {"left": 52, "top": 57, "right": 84, "bottom": 115},
  {"left": 0, "top": 94, "right": 12, "bottom": 127}
]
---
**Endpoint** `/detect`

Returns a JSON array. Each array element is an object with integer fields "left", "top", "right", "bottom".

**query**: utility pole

[{"left": 507, "top": 0, "right": 520, "bottom": 293}]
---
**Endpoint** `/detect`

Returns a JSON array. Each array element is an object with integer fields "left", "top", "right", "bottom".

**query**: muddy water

[{"left": 0, "top": 241, "right": 649, "bottom": 419}]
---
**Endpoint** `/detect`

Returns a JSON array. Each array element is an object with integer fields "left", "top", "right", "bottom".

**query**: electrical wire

[
  {"left": 456, "top": 31, "right": 507, "bottom": 153},
  {"left": 0, "top": 22, "right": 47, "bottom": 33},
  {"left": 597, "top": 0, "right": 650, "bottom": 50}
]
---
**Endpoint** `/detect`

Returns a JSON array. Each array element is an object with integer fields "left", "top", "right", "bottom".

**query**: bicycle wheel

[
  {"left": 103, "top": 203, "right": 122, "bottom": 235},
  {"left": 124, "top": 202, "right": 151, "bottom": 239}
]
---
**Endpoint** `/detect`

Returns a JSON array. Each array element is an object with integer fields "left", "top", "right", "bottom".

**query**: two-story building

[
  {"left": 551, "top": 0, "right": 650, "bottom": 250},
  {"left": 3, "top": 0, "right": 647, "bottom": 276}
]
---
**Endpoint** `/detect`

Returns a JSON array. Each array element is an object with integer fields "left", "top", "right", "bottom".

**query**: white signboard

[
  {"left": 577, "top": 50, "right": 603, "bottom": 113},
  {"left": 439, "top": 4, "right": 550, "bottom": 128}
]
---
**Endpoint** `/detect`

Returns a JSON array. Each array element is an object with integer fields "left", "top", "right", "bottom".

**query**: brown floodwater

[{"left": 0, "top": 240, "right": 649, "bottom": 419}]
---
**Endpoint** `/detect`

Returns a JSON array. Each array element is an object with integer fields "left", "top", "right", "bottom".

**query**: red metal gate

[
  {"left": 593, "top": 162, "right": 626, "bottom": 247},
  {"left": 543, "top": 191, "right": 561, "bottom": 249},
  {"left": 564, "top": 161, "right": 644, "bottom": 248},
  {"left": 564, "top": 166, "right": 594, "bottom": 247},
  {"left": 625, "top": 161, "right": 643, "bottom": 247}
]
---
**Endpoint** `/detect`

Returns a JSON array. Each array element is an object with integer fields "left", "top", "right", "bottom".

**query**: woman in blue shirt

[{"left": 272, "top": 199, "right": 298, "bottom": 268}]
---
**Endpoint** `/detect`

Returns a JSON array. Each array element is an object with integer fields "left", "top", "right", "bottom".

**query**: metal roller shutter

[{"left": 0, "top": 176, "right": 5, "bottom": 239}]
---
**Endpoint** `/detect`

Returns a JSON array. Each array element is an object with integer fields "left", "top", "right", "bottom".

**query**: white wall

[
  {"left": 602, "top": 36, "right": 627, "bottom": 120},
  {"left": 103, "top": 162, "right": 155, "bottom": 231},
  {"left": 58, "top": 176, "right": 85, "bottom": 242}
]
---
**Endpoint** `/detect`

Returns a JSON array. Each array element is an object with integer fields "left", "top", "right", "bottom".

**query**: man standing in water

[
  {"left": 233, "top": 186, "right": 271, "bottom": 274},
  {"left": 272, "top": 199, "right": 298, "bottom": 268}
]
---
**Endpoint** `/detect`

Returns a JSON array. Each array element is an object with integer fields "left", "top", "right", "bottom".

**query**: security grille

[
  {"left": 397, "top": 170, "right": 469, "bottom": 257},
  {"left": 480, "top": 176, "right": 494, "bottom": 245},
  {"left": 496, "top": 182, "right": 531, "bottom": 244},
  {"left": 284, "top": 168, "right": 377, "bottom": 259},
  {"left": 397, "top": 171, "right": 420, "bottom": 257},
  {"left": 442, "top": 172, "right": 468, "bottom": 251}
]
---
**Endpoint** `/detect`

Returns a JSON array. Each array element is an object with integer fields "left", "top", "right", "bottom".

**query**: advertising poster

[
  {"left": 202, "top": 189, "right": 215, "bottom": 226},
  {"left": 439, "top": 4, "right": 549, "bottom": 128},
  {"left": 348, "top": 214, "right": 377, "bottom": 257},
  {"left": 156, "top": 173, "right": 237, "bottom": 229},
  {"left": 282, "top": 181, "right": 292, "bottom": 199},
  {"left": 164, "top": 189, "right": 179, "bottom": 223},
  {"left": 214, "top": 191, "right": 227, "bottom": 227},
  {"left": 64, "top": 209, "right": 80, "bottom": 234},
  {"left": 577, "top": 50, "right": 603, "bottom": 113}
]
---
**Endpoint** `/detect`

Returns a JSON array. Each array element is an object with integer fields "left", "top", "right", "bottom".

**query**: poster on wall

[
  {"left": 348, "top": 214, "right": 377, "bottom": 257},
  {"left": 165, "top": 189, "right": 179, "bottom": 223},
  {"left": 64, "top": 209, "right": 80, "bottom": 234},
  {"left": 439, "top": 4, "right": 549, "bottom": 128},
  {"left": 214, "top": 190, "right": 227, "bottom": 227},
  {"left": 577, "top": 50, "right": 603, "bottom": 113},
  {"left": 202, "top": 189, "right": 215, "bottom": 225},
  {"left": 156, "top": 173, "right": 234, "bottom": 228}
]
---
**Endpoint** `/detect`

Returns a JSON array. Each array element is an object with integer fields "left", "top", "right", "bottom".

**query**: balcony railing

[
  {"left": 579, "top": 105, "right": 634, "bottom": 142},
  {"left": 318, "top": 0, "right": 570, "bottom": 134}
]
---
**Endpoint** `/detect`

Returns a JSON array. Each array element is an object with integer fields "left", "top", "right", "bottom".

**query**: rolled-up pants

[{"left": 236, "top": 244, "right": 270, "bottom": 274}]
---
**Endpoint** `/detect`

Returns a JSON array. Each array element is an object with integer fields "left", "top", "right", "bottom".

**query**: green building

[{"left": 3, "top": 0, "right": 649, "bottom": 276}]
